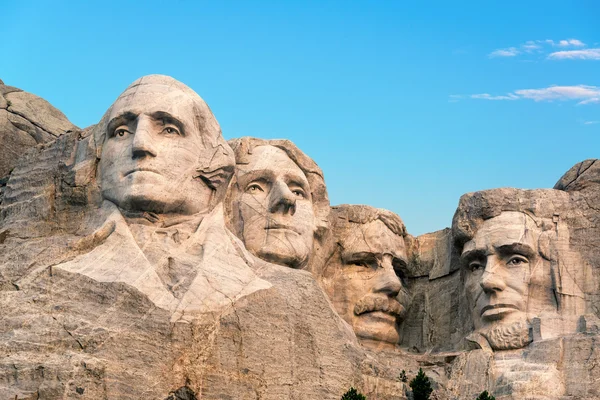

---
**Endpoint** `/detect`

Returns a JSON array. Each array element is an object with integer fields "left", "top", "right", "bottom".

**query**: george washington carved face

[{"left": 97, "top": 77, "right": 230, "bottom": 216}]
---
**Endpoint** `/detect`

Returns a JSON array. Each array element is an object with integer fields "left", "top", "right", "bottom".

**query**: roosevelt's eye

[
  {"left": 507, "top": 255, "right": 528, "bottom": 267},
  {"left": 468, "top": 261, "right": 484, "bottom": 272},
  {"left": 162, "top": 126, "right": 180, "bottom": 136},
  {"left": 246, "top": 183, "right": 264, "bottom": 194}
]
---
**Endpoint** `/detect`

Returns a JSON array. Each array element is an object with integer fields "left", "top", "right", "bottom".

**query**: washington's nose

[
  {"left": 268, "top": 180, "right": 296, "bottom": 215},
  {"left": 480, "top": 258, "right": 506, "bottom": 293},
  {"left": 131, "top": 116, "right": 157, "bottom": 159},
  {"left": 374, "top": 257, "right": 402, "bottom": 296}
]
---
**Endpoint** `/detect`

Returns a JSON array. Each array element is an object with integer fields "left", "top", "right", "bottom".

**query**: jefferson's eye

[
  {"left": 507, "top": 256, "right": 528, "bottom": 267},
  {"left": 162, "top": 126, "right": 180, "bottom": 135},
  {"left": 246, "top": 183, "right": 264, "bottom": 193},
  {"left": 291, "top": 189, "right": 306, "bottom": 198}
]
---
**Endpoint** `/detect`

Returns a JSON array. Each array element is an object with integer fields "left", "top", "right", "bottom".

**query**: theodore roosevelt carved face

[{"left": 321, "top": 205, "right": 410, "bottom": 348}]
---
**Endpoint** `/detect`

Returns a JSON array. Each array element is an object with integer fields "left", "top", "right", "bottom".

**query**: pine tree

[
  {"left": 409, "top": 368, "right": 433, "bottom": 400},
  {"left": 341, "top": 387, "right": 367, "bottom": 400},
  {"left": 476, "top": 390, "right": 496, "bottom": 400}
]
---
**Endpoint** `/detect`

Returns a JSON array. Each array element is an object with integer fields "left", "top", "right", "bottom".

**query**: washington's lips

[
  {"left": 354, "top": 296, "right": 406, "bottom": 318},
  {"left": 480, "top": 303, "right": 520, "bottom": 317},
  {"left": 265, "top": 222, "right": 301, "bottom": 234},
  {"left": 125, "top": 167, "right": 161, "bottom": 176}
]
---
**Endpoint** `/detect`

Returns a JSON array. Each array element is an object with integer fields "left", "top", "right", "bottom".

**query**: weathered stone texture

[
  {"left": 1, "top": 77, "right": 600, "bottom": 399},
  {"left": 0, "top": 80, "right": 77, "bottom": 179}
]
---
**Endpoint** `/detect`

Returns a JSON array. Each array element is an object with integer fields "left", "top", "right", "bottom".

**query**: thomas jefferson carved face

[
  {"left": 461, "top": 212, "right": 543, "bottom": 331},
  {"left": 98, "top": 83, "right": 214, "bottom": 215},
  {"left": 323, "top": 210, "right": 409, "bottom": 347},
  {"left": 232, "top": 145, "right": 316, "bottom": 268}
]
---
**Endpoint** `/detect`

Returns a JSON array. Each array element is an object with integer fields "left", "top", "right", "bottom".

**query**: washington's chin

[
  {"left": 102, "top": 185, "right": 192, "bottom": 214},
  {"left": 353, "top": 312, "right": 401, "bottom": 345}
]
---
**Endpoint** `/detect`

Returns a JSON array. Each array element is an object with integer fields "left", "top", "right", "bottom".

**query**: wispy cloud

[
  {"left": 488, "top": 38, "right": 592, "bottom": 60},
  {"left": 548, "top": 48, "right": 600, "bottom": 60},
  {"left": 452, "top": 85, "right": 600, "bottom": 105},
  {"left": 470, "top": 93, "right": 519, "bottom": 101},
  {"left": 489, "top": 47, "right": 520, "bottom": 58},
  {"left": 583, "top": 120, "right": 599, "bottom": 125},
  {"left": 557, "top": 39, "right": 585, "bottom": 47}
]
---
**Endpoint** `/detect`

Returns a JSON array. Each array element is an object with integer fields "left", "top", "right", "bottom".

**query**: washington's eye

[
  {"left": 507, "top": 256, "right": 528, "bottom": 267},
  {"left": 162, "top": 126, "right": 180, "bottom": 135},
  {"left": 115, "top": 128, "right": 129, "bottom": 137},
  {"left": 291, "top": 189, "right": 306, "bottom": 198},
  {"left": 246, "top": 183, "right": 264, "bottom": 193}
]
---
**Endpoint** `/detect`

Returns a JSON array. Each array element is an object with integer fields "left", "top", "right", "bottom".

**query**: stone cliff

[{"left": 1, "top": 76, "right": 598, "bottom": 399}]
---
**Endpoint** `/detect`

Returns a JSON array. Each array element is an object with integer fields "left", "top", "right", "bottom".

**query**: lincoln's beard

[{"left": 480, "top": 319, "right": 532, "bottom": 351}]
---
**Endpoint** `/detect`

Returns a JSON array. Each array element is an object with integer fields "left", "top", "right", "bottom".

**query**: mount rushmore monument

[{"left": 1, "top": 75, "right": 599, "bottom": 399}]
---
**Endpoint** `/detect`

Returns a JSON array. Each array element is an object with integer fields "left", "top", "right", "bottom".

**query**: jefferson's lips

[
  {"left": 125, "top": 167, "right": 161, "bottom": 177},
  {"left": 480, "top": 303, "right": 520, "bottom": 316},
  {"left": 265, "top": 222, "right": 301, "bottom": 234}
]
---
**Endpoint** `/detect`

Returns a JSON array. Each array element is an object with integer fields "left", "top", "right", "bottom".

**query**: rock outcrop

[{"left": 1, "top": 76, "right": 599, "bottom": 399}]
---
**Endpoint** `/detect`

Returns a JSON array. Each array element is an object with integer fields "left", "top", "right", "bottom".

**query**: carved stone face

[
  {"left": 326, "top": 219, "right": 408, "bottom": 346},
  {"left": 233, "top": 145, "right": 316, "bottom": 268},
  {"left": 461, "top": 211, "right": 543, "bottom": 330},
  {"left": 98, "top": 84, "right": 214, "bottom": 215}
]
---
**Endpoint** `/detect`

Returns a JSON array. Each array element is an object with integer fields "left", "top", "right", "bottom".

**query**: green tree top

[
  {"left": 410, "top": 368, "right": 433, "bottom": 400},
  {"left": 341, "top": 387, "right": 366, "bottom": 400}
]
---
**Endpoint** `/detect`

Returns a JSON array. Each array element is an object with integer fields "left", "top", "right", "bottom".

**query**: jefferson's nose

[
  {"left": 373, "top": 256, "right": 402, "bottom": 296},
  {"left": 131, "top": 116, "right": 157, "bottom": 158},
  {"left": 480, "top": 257, "right": 506, "bottom": 293},
  {"left": 268, "top": 180, "right": 296, "bottom": 215}
]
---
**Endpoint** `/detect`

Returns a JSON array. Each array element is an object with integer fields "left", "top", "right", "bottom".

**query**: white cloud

[
  {"left": 578, "top": 97, "right": 600, "bottom": 105},
  {"left": 456, "top": 85, "right": 600, "bottom": 105},
  {"left": 548, "top": 48, "right": 600, "bottom": 60},
  {"left": 514, "top": 85, "right": 600, "bottom": 102},
  {"left": 558, "top": 39, "right": 585, "bottom": 47},
  {"left": 489, "top": 38, "right": 590, "bottom": 59},
  {"left": 470, "top": 93, "right": 519, "bottom": 101},
  {"left": 583, "top": 120, "right": 599, "bottom": 125},
  {"left": 489, "top": 47, "right": 519, "bottom": 57}
]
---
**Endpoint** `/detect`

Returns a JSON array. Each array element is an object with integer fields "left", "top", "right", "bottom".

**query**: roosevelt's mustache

[{"left": 354, "top": 295, "right": 406, "bottom": 318}]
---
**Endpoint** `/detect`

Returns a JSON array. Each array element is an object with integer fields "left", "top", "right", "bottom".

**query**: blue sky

[{"left": 1, "top": 1, "right": 598, "bottom": 235}]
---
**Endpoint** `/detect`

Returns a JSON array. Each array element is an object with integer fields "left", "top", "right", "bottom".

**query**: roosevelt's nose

[
  {"left": 131, "top": 116, "right": 157, "bottom": 159},
  {"left": 480, "top": 257, "right": 506, "bottom": 293},
  {"left": 268, "top": 180, "right": 296, "bottom": 215},
  {"left": 373, "top": 256, "right": 402, "bottom": 296}
]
